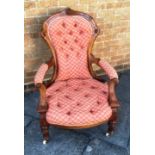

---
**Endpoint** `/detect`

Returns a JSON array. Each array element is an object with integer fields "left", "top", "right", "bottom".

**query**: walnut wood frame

[{"left": 36, "top": 8, "right": 120, "bottom": 142}]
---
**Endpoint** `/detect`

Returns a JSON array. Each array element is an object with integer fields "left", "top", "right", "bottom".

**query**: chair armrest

[
  {"left": 34, "top": 57, "right": 54, "bottom": 85},
  {"left": 108, "top": 79, "right": 120, "bottom": 108},
  {"left": 35, "top": 58, "right": 54, "bottom": 112},
  {"left": 90, "top": 54, "right": 118, "bottom": 80},
  {"left": 90, "top": 54, "right": 120, "bottom": 108},
  {"left": 36, "top": 83, "right": 48, "bottom": 112}
]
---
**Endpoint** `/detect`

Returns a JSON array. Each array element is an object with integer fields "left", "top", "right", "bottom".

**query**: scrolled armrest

[{"left": 108, "top": 78, "right": 120, "bottom": 108}]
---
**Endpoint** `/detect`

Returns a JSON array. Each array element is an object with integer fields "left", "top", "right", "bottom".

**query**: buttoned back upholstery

[{"left": 45, "top": 15, "right": 94, "bottom": 81}]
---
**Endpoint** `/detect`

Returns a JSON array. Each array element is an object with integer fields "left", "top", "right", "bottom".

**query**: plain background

[{"left": 0, "top": 0, "right": 155, "bottom": 154}]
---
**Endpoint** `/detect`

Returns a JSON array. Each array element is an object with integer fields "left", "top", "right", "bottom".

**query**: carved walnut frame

[{"left": 36, "top": 8, "right": 120, "bottom": 143}]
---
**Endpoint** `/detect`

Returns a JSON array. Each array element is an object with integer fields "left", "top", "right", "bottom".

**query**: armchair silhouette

[{"left": 34, "top": 8, "right": 120, "bottom": 144}]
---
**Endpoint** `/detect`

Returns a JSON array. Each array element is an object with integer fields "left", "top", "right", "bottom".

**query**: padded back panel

[{"left": 47, "top": 15, "right": 93, "bottom": 81}]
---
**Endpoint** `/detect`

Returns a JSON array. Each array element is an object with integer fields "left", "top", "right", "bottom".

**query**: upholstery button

[
  {"left": 76, "top": 52, "right": 80, "bottom": 57},
  {"left": 62, "top": 22, "right": 66, "bottom": 28},
  {"left": 55, "top": 88, "right": 60, "bottom": 92},
  {"left": 80, "top": 45, "right": 84, "bottom": 49},
  {"left": 81, "top": 82, "right": 86, "bottom": 85},
  {"left": 74, "top": 38, "right": 78, "bottom": 43},
  {"left": 69, "top": 30, "right": 73, "bottom": 35},
  {"left": 79, "top": 30, "right": 84, "bottom": 35},
  {"left": 57, "top": 103, "right": 61, "bottom": 107},
  {"left": 90, "top": 109, "right": 94, "bottom": 114},
  {"left": 47, "top": 95, "right": 51, "bottom": 98},
  {"left": 46, "top": 95, "right": 53, "bottom": 100},
  {"left": 74, "top": 23, "right": 77, "bottom": 27},
  {"left": 65, "top": 54, "right": 69, "bottom": 58},
  {"left": 64, "top": 40, "right": 67, "bottom": 44},
  {"left": 57, "top": 31, "right": 62, "bottom": 36},
  {"left": 67, "top": 111, "right": 71, "bottom": 115},
  {"left": 90, "top": 86, "right": 97, "bottom": 89},
  {"left": 70, "top": 47, "right": 74, "bottom": 51},
  {"left": 74, "top": 88, "right": 79, "bottom": 91},
  {"left": 97, "top": 101, "right": 102, "bottom": 105},
  {"left": 77, "top": 102, "right": 81, "bottom": 106},
  {"left": 66, "top": 83, "right": 70, "bottom": 87},
  {"left": 84, "top": 94, "right": 90, "bottom": 97},
  {"left": 102, "top": 91, "right": 107, "bottom": 95},
  {"left": 66, "top": 80, "right": 70, "bottom": 87},
  {"left": 65, "top": 95, "right": 69, "bottom": 98},
  {"left": 64, "top": 95, "right": 71, "bottom": 100}
]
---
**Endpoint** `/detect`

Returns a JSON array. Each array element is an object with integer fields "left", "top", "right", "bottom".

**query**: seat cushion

[{"left": 46, "top": 78, "right": 112, "bottom": 127}]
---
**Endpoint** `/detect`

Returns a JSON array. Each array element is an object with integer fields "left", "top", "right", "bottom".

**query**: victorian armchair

[{"left": 34, "top": 8, "right": 120, "bottom": 144}]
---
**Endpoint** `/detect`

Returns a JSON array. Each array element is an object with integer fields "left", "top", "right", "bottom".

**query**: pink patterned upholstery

[
  {"left": 34, "top": 63, "right": 48, "bottom": 84},
  {"left": 99, "top": 60, "right": 118, "bottom": 79},
  {"left": 46, "top": 78, "right": 112, "bottom": 126},
  {"left": 47, "top": 16, "right": 93, "bottom": 81}
]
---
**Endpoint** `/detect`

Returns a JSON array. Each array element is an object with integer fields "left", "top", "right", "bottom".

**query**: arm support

[
  {"left": 90, "top": 54, "right": 120, "bottom": 108},
  {"left": 36, "top": 83, "right": 48, "bottom": 112},
  {"left": 34, "top": 57, "right": 54, "bottom": 111},
  {"left": 108, "top": 79, "right": 120, "bottom": 108},
  {"left": 90, "top": 54, "right": 118, "bottom": 80}
]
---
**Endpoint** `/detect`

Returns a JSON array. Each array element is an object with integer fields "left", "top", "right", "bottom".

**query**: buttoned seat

[{"left": 45, "top": 78, "right": 112, "bottom": 127}]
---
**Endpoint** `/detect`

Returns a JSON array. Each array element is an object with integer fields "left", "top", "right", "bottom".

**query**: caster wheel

[
  {"left": 105, "top": 132, "right": 110, "bottom": 137},
  {"left": 43, "top": 139, "right": 48, "bottom": 144},
  {"left": 105, "top": 131, "right": 113, "bottom": 137}
]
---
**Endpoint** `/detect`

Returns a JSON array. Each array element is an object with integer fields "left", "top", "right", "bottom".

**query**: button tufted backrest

[{"left": 45, "top": 14, "right": 95, "bottom": 81}]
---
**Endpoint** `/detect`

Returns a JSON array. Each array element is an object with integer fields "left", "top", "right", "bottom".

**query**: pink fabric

[
  {"left": 34, "top": 63, "right": 48, "bottom": 84},
  {"left": 46, "top": 79, "right": 112, "bottom": 126},
  {"left": 99, "top": 60, "right": 118, "bottom": 79},
  {"left": 47, "top": 16, "right": 93, "bottom": 81}
]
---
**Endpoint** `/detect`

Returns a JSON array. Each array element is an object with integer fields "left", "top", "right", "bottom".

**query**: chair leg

[
  {"left": 106, "top": 108, "right": 118, "bottom": 137},
  {"left": 40, "top": 112, "right": 49, "bottom": 144}
]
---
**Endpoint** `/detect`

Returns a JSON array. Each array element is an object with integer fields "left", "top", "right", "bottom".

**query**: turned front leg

[
  {"left": 40, "top": 112, "right": 49, "bottom": 144},
  {"left": 106, "top": 108, "right": 118, "bottom": 136}
]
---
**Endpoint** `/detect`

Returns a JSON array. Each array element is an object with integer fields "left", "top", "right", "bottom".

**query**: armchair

[{"left": 34, "top": 8, "right": 120, "bottom": 144}]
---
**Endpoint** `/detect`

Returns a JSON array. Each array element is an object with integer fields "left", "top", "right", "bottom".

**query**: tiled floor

[{"left": 24, "top": 70, "right": 130, "bottom": 155}]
